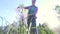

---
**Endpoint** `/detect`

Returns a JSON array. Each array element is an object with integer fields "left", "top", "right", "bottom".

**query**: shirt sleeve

[
  {"left": 24, "top": 6, "right": 30, "bottom": 9},
  {"left": 34, "top": 7, "right": 38, "bottom": 14}
]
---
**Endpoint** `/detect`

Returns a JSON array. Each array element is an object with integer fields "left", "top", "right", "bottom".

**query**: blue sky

[{"left": 0, "top": 0, "right": 32, "bottom": 26}]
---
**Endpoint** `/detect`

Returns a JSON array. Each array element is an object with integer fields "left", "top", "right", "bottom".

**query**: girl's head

[{"left": 32, "top": 0, "right": 36, "bottom": 6}]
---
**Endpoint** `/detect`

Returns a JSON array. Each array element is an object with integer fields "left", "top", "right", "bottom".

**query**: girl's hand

[{"left": 17, "top": 5, "right": 24, "bottom": 12}]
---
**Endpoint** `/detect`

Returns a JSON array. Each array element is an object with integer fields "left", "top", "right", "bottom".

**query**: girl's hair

[{"left": 32, "top": 0, "right": 36, "bottom": 2}]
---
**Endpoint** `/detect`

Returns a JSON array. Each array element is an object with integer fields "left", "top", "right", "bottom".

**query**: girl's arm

[{"left": 24, "top": 6, "right": 30, "bottom": 9}]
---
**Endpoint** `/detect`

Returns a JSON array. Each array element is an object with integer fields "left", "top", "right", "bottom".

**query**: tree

[
  {"left": 55, "top": 5, "right": 60, "bottom": 14},
  {"left": 37, "top": 23, "right": 54, "bottom": 34},
  {"left": 0, "top": 27, "right": 2, "bottom": 34}
]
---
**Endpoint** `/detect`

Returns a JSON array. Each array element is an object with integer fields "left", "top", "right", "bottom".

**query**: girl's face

[{"left": 32, "top": 0, "right": 36, "bottom": 5}]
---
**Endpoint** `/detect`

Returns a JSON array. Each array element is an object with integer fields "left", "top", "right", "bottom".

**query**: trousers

[{"left": 27, "top": 15, "right": 37, "bottom": 34}]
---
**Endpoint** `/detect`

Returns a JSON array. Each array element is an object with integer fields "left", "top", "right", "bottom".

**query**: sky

[{"left": 0, "top": 0, "right": 60, "bottom": 29}]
